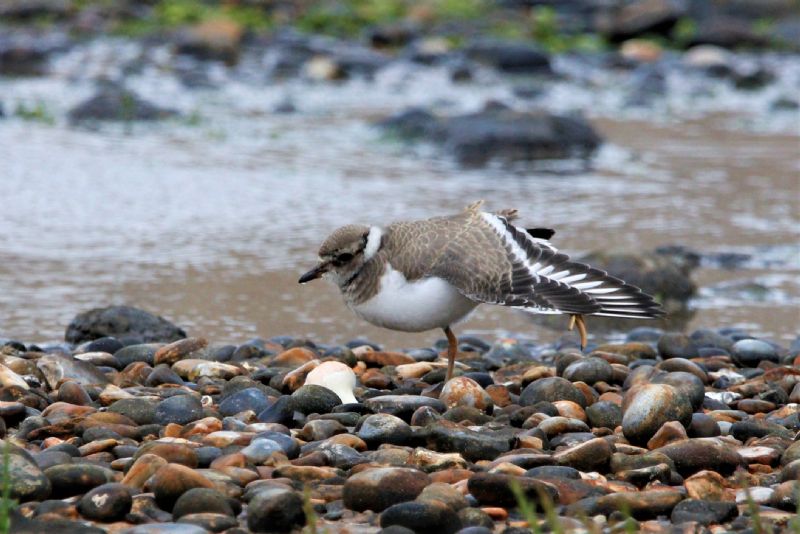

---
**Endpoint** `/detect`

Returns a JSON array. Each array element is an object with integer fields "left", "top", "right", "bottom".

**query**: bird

[{"left": 299, "top": 201, "right": 664, "bottom": 381}]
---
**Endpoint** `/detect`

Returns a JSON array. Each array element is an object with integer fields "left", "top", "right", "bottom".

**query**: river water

[{"left": 1, "top": 40, "right": 798, "bottom": 346}]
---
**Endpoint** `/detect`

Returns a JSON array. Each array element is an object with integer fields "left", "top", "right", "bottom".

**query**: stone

[
  {"left": 77, "top": 483, "right": 133, "bottom": 521},
  {"left": 343, "top": 467, "right": 430, "bottom": 512},
  {"left": 586, "top": 401, "right": 622, "bottom": 429},
  {"left": 68, "top": 85, "right": 179, "bottom": 123},
  {"left": 622, "top": 383, "right": 692, "bottom": 445},
  {"left": 657, "top": 333, "right": 699, "bottom": 359},
  {"left": 464, "top": 39, "right": 551, "bottom": 74},
  {"left": 4, "top": 445, "right": 51, "bottom": 501},
  {"left": 175, "top": 19, "right": 243, "bottom": 64},
  {"left": 468, "top": 473, "right": 558, "bottom": 507},
  {"left": 114, "top": 344, "right": 160, "bottom": 367},
  {"left": 246, "top": 486, "right": 304, "bottom": 532},
  {"left": 155, "top": 394, "right": 204, "bottom": 425},
  {"left": 37, "top": 353, "right": 110, "bottom": 388},
  {"left": 553, "top": 437, "right": 613, "bottom": 472},
  {"left": 219, "top": 387, "right": 270, "bottom": 417},
  {"left": 380, "top": 500, "right": 462, "bottom": 534},
  {"left": 562, "top": 357, "right": 614, "bottom": 385},
  {"left": 44, "top": 463, "right": 115, "bottom": 498},
  {"left": 172, "top": 487, "right": 234, "bottom": 519},
  {"left": 109, "top": 398, "right": 158, "bottom": 425},
  {"left": 731, "top": 339, "right": 780, "bottom": 366},
  {"left": 520, "top": 377, "right": 586, "bottom": 407},
  {"left": 646, "top": 421, "right": 688, "bottom": 449},
  {"left": 133, "top": 442, "right": 198, "bottom": 468},
  {"left": 66, "top": 306, "right": 185, "bottom": 344},
  {"left": 655, "top": 438, "right": 743, "bottom": 476},
  {"left": 364, "top": 395, "right": 446, "bottom": 419},
  {"left": 358, "top": 413, "right": 412, "bottom": 446},
  {"left": 566, "top": 488, "right": 684, "bottom": 519},
  {"left": 304, "top": 361, "right": 357, "bottom": 404},
  {"left": 425, "top": 421, "right": 511, "bottom": 461},
  {"left": 671, "top": 498, "right": 738, "bottom": 525},
  {"left": 154, "top": 338, "right": 208, "bottom": 366},
  {"left": 417, "top": 482, "right": 469, "bottom": 511},
  {"left": 291, "top": 384, "right": 341, "bottom": 414},
  {"left": 240, "top": 438, "right": 283, "bottom": 464},
  {"left": 151, "top": 463, "right": 214, "bottom": 512},
  {"left": 597, "top": 0, "right": 686, "bottom": 42},
  {"left": 439, "top": 377, "right": 493, "bottom": 412}
]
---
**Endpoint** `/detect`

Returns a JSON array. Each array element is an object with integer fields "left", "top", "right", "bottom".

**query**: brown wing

[{"left": 384, "top": 203, "right": 662, "bottom": 318}]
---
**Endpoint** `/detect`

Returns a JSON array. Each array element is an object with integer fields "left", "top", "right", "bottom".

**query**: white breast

[{"left": 350, "top": 265, "right": 478, "bottom": 332}]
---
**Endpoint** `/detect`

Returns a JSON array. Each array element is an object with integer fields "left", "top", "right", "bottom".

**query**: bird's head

[{"left": 299, "top": 224, "right": 383, "bottom": 287}]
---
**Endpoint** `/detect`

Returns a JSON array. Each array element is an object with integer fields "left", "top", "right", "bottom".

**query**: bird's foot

[{"left": 568, "top": 314, "right": 588, "bottom": 350}]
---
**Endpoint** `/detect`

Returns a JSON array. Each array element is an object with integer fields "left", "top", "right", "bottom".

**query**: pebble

[
  {"left": 77, "top": 482, "right": 133, "bottom": 521},
  {"left": 2, "top": 321, "right": 796, "bottom": 533},
  {"left": 731, "top": 338, "right": 780, "bottom": 366},
  {"left": 343, "top": 467, "right": 431, "bottom": 511}
]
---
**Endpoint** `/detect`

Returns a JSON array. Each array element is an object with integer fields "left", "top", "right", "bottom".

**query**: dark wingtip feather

[{"left": 527, "top": 227, "right": 555, "bottom": 240}]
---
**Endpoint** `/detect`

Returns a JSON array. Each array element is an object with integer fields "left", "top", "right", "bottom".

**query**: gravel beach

[{"left": 1, "top": 306, "right": 798, "bottom": 533}]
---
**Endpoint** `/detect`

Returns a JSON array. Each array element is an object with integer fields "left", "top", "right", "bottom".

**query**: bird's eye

[{"left": 332, "top": 253, "right": 354, "bottom": 266}]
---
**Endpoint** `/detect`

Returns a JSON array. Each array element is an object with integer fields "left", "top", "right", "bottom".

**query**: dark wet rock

[
  {"left": 256, "top": 431, "right": 300, "bottom": 459},
  {"left": 155, "top": 394, "right": 204, "bottom": 425},
  {"left": 425, "top": 421, "right": 511, "bottom": 461},
  {"left": 689, "top": 17, "right": 770, "bottom": 49},
  {"left": 379, "top": 106, "right": 601, "bottom": 168},
  {"left": 622, "top": 383, "right": 692, "bottom": 445},
  {"left": 671, "top": 498, "right": 737, "bottom": 526},
  {"left": 596, "top": 0, "right": 686, "bottom": 42},
  {"left": 468, "top": 472, "right": 558, "bottom": 507},
  {"left": 66, "top": 306, "right": 185, "bottom": 344},
  {"left": 77, "top": 483, "right": 133, "bottom": 521},
  {"left": 246, "top": 486, "right": 304, "bottom": 532},
  {"left": 114, "top": 343, "right": 160, "bottom": 367},
  {"left": 730, "top": 420, "right": 793, "bottom": 441},
  {"left": 82, "top": 336, "right": 124, "bottom": 354},
  {"left": 219, "top": 387, "right": 269, "bottom": 417},
  {"left": 291, "top": 384, "right": 341, "bottom": 414},
  {"left": 731, "top": 338, "right": 779, "bottom": 366},
  {"left": 108, "top": 398, "right": 157, "bottom": 425},
  {"left": 380, "top": 500, "right": 462, "bottom": 534},
  {"left": 483, "top": 338, "right": 531, "bottom": 367},
  {"left": 344, "top": 467, "right": 430, "bottom": 512},
  {"left": 44, "top": 463, "right": 115, "bottom": 498},
  {"left": 566, "top": 488, "right": 684, "bottom": 519},
  {"left": 68, "top": 85, "right": 179, "bottom": 123},
  {"left": 57, "top": 381, "right": 93, "bottom": 405},
  {"left": 562, "top": 357, "right": 614, "bottom": 384},
  {"left": 464, "top": 40, "right": 551, "bottom": 74},
  {"left": 783, "top": 441, "right": 800, "bottom": 465},
  {"left": 364, "top": 395, "right": 446, "bottom": 420},
  {"left": 144, "top": 364, "right": 184, "bottom": 386},
  {"left": 581, "top": 251, "right": 696, "bottom": 307},
  {"left": 652, "top": 371, "right": 705, "bottom": 410},
  {"left": 257, "top": 396, "right": 294, "bottom": 425},
  {"left": 9, "top": 513, "right": 107, "bottom": 534},
  {"left": 655, "top": 438, "right": 743, "bottom": 476},
  {"left": 358, "top": 413, "right": 412, "bottom": 446},
  {"left": 526, "top": 466, "right": 581, "bottom": 479},
  {"left": 177, "top": 512, "right": 237, "bottom": 531},
  {"left": 553, "top": 437, "right": 613, "bottom": 472},
  {"left": 5, "top": 445, "right": 51, "bottom": 502},
  {"left": 688, "top": 413, "right": 720, "bottom": 437},
  {"left": 657, "top": 333, "right": 699, "bottom": 359},
  {"left": 586, "top": 401, "right": 623, "bottom": 429},
  {"left": 520, "top": 376, "right": 586, "bottom": 407},
  {"left": 689, "top": 328, "right": 734, "bottom": 352},
  {"left": 172, "top": 487, "right": 234, "bottom": 519},
  {"left": 152, "top": 463, "right": 214, "bottom": 512},
  {"left": 0, "top": 31, "right": 70, "bottom": 76}
]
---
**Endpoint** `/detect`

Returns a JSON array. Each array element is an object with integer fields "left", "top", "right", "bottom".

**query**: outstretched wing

[{"left": 391, "top": 206, "right": 662, "bottom": 318}]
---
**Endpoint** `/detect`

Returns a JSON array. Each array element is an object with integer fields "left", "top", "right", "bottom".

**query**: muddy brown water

[{"left": 1, "top": 109, "right": 797, "bottom": 347}]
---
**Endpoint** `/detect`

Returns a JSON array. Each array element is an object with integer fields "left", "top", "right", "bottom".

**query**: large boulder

[
  {"left": 68, "top": 84, "right": 178, "bottom": 123},
  {"left": 379, "top": 105, "right": 602, "bottom": 168},
  {"left": 464, "top": 39, "right": 551, "bottom": 74},
  {"left": 0, "top": 30, "right": 70, "bottom": 76},
  {"left": 65, "top": 305, "right": 186, "bottom": 344}
]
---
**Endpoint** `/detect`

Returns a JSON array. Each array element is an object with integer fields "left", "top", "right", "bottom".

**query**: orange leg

[
  {"left": 568, "top": 314, "right": 588, "bottom": 350},
  {"left": 444, "top": 326, "right": 458, "bottom": 382}
]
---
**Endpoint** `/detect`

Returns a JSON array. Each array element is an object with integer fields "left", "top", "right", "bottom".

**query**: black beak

[{"left": 298, "top": 263, "right": 328, "bottom": 284}]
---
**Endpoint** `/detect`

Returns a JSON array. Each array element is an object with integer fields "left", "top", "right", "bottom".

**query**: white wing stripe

[{"left": 481, "top": 212, "right": 540, "bottom": 283}]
